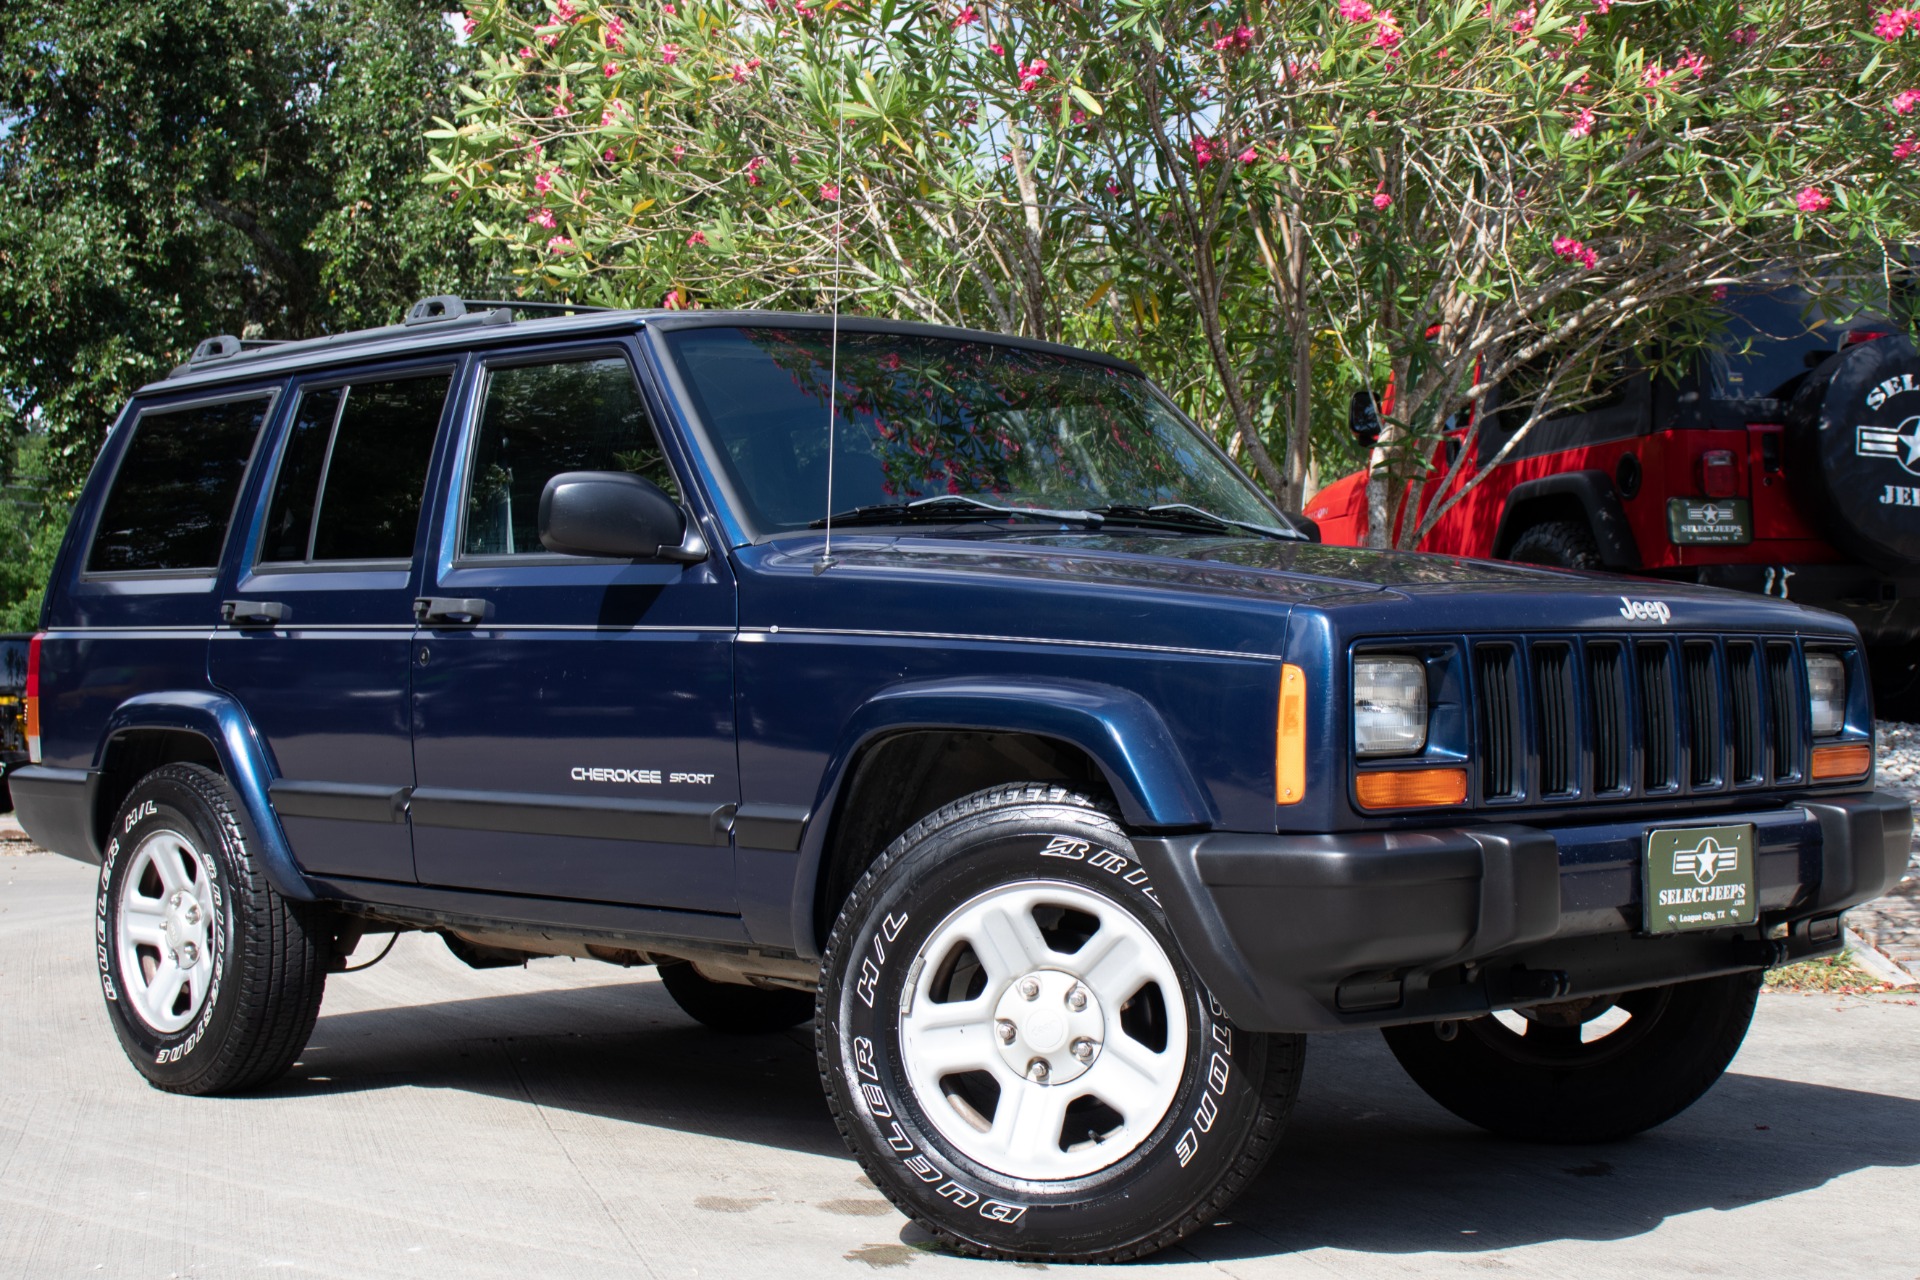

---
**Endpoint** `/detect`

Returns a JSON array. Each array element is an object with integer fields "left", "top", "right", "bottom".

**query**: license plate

[
  {"left": 1666, "top": 497, "right": 1752, "bottom": 545},
  {"left": 1644, "top": 824, "right": 1757, "bottom": 934}
]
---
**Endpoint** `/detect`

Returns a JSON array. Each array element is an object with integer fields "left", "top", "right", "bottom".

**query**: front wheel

[
  {"left": 818, "top": 784, "right": 1303, "bottom": 1263},
  {"left": 1382, "top": 971, "right": 1761, "bottom": 1143}
]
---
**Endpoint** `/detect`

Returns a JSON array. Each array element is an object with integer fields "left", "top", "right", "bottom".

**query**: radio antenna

[{"left": 815, "top": 77, "right": 848, "bottom": 576}]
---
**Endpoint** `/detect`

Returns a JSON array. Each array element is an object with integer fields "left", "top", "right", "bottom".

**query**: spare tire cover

[{"left": 1787, "top": 333, "right": 1920, "bottom": 568}]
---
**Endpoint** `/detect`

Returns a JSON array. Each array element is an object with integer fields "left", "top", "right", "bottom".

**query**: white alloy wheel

[
  {"left": 115, "top": 828, "right": 218, "bottom": 1035},
  {"left": 897, "top": 879, "right": 1189, "bottom": 1180}
]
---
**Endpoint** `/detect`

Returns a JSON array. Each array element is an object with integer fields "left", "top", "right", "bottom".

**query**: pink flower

[
  {"left": 687, "top": 230, "right": 708, "bottom": 247},
  {"left": 1895, "top": 89, "right": 1920, "bottom": 115},
  {"left": 1794, "top": 185, "right": 1832, "bottom": 213},
  {"left": 659, "top": 43, "right": 680, "bottom": 64},
  {"left": 672, "top": 143, "right": 686, "bottom": 162},
  {"left": 953, "top": 5, "right": 978, "bottom": 26},
  {"left": 1192, "top": 135, "right": 1218, "bottom": 167},
  {"left": 1212, "top": 23, "right": 1254, "bottom": 51},
  {"left": 605, "top": 17, "right": 625, "bottom": 48},
  {"left": 555, "top": 0, "right": 577, "bottom": 21},
  {"left": 1875, "top": 7, "right": 1918, "bottom": 40},
  {"left": 1372, "top": 191, "right": 1392, "bottom": 209},
  {"left": 731, "top": 58, "right": 763, "bottom": 82},
  {"left": 552, "top": 103, "right": 570, "bottom": 117},
  {"left": 1567, "top": 107, "right": 1595, "bottom": 138},
  {"left": 534, "top": 169, "right": 556, "bottom": 194},
  {"left": 1566, "top": 15, "right": 1588, "bottom": 42},
  {"left": 1371, "top": 10, "right": 1401, "bottom": 48},
  {"left": 662, "top": 2, "right": 678, "bottom": 15},
  {"left": 1591, "top": 0, "right": 1611, "bottom": 11},
  {"left": 1896, "top": 137, "right": 1920, "bottom": 159},
  {"left": 528, "top": 208, "right": 557, "bottom": 229},
  {"left": 603, "top": 148, "right": 617, "bottom": 162},
  {"left": 1337, "top": 0, "right": 1374, "bottom": 21},
  {"left": 1072, "top": 109, "right": 1088, "bottom": 125},
  {"left": 1552, "top": 235, "right": 1599, "bottom": 270},
  {"left": 461, "top": 13, "right": 477, "bottom": 37},
  {"left": 1675, "top": 50, "right": 1708, "bottom": 77},
  {"left": 1238, "top": 146, "right": 1259, "bottom": 164},
  {"left": 545, "top": 236, "right": 574, "bottom": 253},
  {"left": 1018, "top": 58, "right": 1048, "bottom": 91},
  {"left": 1712, "top": 285, "right": 1729, "bottom": 301},
  {"left": 1731, "top": 25, "right": 1759, "bottom": 44},
  {"left": 988, "top": 42, "right": 1004, "bottom": 56},
  {"left": 605, "top": 62, "right": 619, "bottom": 76},
  {"left": 1509, "top": 5, "right": 1537, "bottom": 34},
  {"left": 662, "top": 289, "right": 683, "bottom": 309},
  {"left": 518, "top": 46, "right": 535, "bottom": 58},
  {"left": 540, "top": 33, "right": 558, "bottom": 47},
  {"left": 1106, "top": 180, "right": 1121, "bottom": 196},
  {"left": 820, "top": 182, "right": 840, "bottom": 201}
]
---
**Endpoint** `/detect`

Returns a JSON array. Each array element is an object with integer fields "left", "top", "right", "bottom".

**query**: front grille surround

[{"left": 1426, "top": 633, "right": 1844, "bottom": 809}]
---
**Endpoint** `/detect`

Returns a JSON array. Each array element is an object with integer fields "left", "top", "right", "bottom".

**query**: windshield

[
  {"left": 1704, "top": 289, "right": 1901, "bottom": 400},
  {"left": 662, "top": 326, "right": 1281, "bottom": 536}
]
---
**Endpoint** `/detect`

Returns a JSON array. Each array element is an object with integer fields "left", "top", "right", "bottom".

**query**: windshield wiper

[
  {"left": 809, "top": 495, "right": 1104, "bottom": 529},
  {"left": 1092, "top": 502, "right": 1307, "bottom": 541}
]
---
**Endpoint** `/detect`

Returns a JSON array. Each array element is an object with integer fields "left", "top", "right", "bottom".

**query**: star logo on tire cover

[{"left": 1857, "top": 415, "right": 1920, "bottom": 477}]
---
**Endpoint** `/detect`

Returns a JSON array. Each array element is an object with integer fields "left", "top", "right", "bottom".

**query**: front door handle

[
  {"left": 414, "top": 596, "right": 492, "bottom": 626},
  {"left": 221, "top": 599, "right": 290, "bottom": 628}
]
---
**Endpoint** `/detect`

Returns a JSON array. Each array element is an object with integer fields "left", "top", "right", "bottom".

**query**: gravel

[{"left": 1850, "top": 722, "right": 1920, "bottom": 973}]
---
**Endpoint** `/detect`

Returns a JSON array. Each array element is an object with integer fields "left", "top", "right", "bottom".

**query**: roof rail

[
  {"left": 188, "top": 335, "right": 244, "bottom": 365},
  {"left": 404, "top": 295, "right": 611, "bottom": 326}
]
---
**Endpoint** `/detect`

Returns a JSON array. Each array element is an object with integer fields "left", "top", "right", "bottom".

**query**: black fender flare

[{"left": 1492, "top": 470, "right": 1641, "bottom": 569}]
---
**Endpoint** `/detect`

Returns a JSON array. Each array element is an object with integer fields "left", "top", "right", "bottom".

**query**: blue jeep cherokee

[{"left": 12, "top": 299, "right": 1913, "bottom": 1263}]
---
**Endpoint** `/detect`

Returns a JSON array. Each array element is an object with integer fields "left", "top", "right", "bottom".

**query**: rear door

[
  {"left": 407, "top": 340, "right": 739, "bottom": 910},
  {"left": 210, "top": 360, "right": 459, "bottom": 884}
]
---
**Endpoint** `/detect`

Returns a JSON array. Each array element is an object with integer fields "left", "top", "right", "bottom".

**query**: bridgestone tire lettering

[{"left": 818, "top": 783, "right": 1304, "bottom": 1264}]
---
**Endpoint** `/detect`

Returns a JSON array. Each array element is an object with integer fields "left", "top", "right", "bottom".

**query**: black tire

[
  {"left": 1507, "top": 519, "right": 1604, "bottom": 570},
  {"left": 1785, "top": 333, "right": 1920, "bottom": 568},
  {"left": 1382, "top": 971, "right": 1761, "bottom": 1143},
  {"left": 1868, "top": 642, "right": 1920, "bottom": 723},
  {"left": 818, "top": 783, "right": 1304, "bottom": 1263},
  {"left": 658, "top": 961, "right": 815, "bottom": 1033},
  {"left": 96, "top": 764, "right": 327, "bottom": 1095}
]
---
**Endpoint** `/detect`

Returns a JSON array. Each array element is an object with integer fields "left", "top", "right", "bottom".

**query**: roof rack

[{"left": 170, "top": 295, "right": 621, "bottom": 379}]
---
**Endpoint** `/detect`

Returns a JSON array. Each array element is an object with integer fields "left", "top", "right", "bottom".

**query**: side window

[
  {"left": 261, "top": 372, "right": 452, "bottom": 563},
  {"left": 462, "top": 356, "right": 677, "bottom": 558},
  {"left": 87, "top": 395, "right": 273, "bottom": 574}
]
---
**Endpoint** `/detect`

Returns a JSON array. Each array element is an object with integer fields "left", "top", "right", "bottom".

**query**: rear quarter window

[{"left": 86, "top": 394, "right": 275, "bottom": 574}]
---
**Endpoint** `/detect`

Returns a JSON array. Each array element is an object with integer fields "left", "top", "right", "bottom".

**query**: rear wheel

[
  {"left": 97, "top": 764, "right": 327, "bottom": 1094},
  {"left": 1382, "top": 971, "right": 1760, "bottom": 1142},
  {"left": 658, "top": 961, "right": 814, "bottom": 1033},
  {"left": 1507, "top": 519, "right": 1604, "bottom": 570},
  {"left": 819, "top": 783, "right": 1303, "bottom": 1263}
]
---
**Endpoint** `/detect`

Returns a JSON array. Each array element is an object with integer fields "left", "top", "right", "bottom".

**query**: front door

[
  {"left": 210, "top": 361, "right": 459, "bottom": 884},
  {"left": 408, "top": 342, "right": 738, "bottom": 911}
]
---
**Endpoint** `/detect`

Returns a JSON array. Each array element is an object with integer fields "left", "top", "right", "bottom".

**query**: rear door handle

[
  {"left": 414, "top": 596, "right": 492, "bottom": 626},
  {"left": 221, "top": 600, "right": 290, "bottom": 628}
]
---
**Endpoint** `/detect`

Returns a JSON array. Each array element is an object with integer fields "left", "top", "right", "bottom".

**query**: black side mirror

[
  {"left": 1349, "top": 388, "right": 1383, "bottom": 444},
  {"left": 538, "top": 471, "right": 706, "bottom": 562}
]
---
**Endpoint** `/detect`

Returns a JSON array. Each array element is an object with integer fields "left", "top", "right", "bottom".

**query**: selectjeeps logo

[
  {"left": 1856, "top": 415, "right": 1920, "bottom": 478},
  {"left": 1618, "top": 597, "right": 1673, "bottom": 624},
  {"left": 1671, "top": 834, "right": 1741, "bottom": 886}
]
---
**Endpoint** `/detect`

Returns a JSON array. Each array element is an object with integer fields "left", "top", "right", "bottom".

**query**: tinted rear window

[
  {"left": 87, "top": 395, "right": 273, "bottom": 574},
  {"left": 261, "top": 373, "right": 452, "bottom": 562}
]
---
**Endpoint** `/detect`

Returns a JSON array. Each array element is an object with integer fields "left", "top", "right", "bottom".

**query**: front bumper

[{"left": 1133, "top": 791, "right": 1913, "bottom": 1033}]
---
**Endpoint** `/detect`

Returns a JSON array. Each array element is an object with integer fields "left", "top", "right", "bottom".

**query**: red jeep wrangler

[{"left": 1308, "top": 288, "right": 1920, "bottom": 712}]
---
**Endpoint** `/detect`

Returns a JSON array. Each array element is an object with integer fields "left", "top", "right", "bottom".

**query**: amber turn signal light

[
  {"left": 1355, "top": 767, "right": 1469, "bottom": 810},
  {"left": 1810, "top": 742, "right": 1871, "bottom": 780},
  {"left": 1276, "top": 664, "right": 1306, "bottom": 805}
]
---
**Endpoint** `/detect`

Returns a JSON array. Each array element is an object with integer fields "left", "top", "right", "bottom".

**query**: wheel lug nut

[
  {"left": 1026, "top": 1058, "right": 1050, "bottom": 1083},
  {"left": 1018, "top": 977, "right": 1040, "bottom": 1001},
  {"left": 1066, "top": 985, "right": 1088, "bottom": 1011},
  {"left": 180, "top": 942, "right": 198, "bottom": 966},
  {"left": 1072, "top": 1038, "right": 1096, "bottom": 1062},
  {"left": 996, "top": 1019, "right": 1017, "bottom": 1044}
]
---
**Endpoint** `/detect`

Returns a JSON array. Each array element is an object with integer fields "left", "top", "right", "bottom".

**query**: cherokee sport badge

[{"left": 1643, "top": 824, "right": 1757, "bottom": 934}]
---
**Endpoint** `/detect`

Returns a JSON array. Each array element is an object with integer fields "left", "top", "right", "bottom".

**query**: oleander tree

[{"left": 436, "top": 0, "right": 1920, "bottom": 532}]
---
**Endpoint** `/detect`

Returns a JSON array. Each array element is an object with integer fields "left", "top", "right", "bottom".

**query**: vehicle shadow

[{"left": 288, "top": 978, "right": 1920, "bottom": 1261}]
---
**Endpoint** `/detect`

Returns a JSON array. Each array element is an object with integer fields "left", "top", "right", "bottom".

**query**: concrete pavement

[{"left": 4, "top": 845, "right": 1918, "bottom": 1279}]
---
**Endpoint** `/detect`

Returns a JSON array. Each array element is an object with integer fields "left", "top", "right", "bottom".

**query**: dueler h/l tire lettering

[
  {"left": 818, "top": 783, "right": 1304, "bottom": 1263},
  {"left": 97, "top": 764, "right": 327, "bottom": 1095}
]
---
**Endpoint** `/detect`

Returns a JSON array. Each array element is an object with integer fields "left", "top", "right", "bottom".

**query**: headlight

[
  {"left": 1806, "top": 653, "right": 1846, "bottom": 737},
  {"left": 1354, "top": 655, "right": 1428, "bottom": 756}
]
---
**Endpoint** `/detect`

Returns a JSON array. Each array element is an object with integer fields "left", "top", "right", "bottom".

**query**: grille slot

[
  {"left": 1638, "top": 642, "right": 1677, "bottom": 791},
  {"left": 1534, "top": 643, "right": 1577, "bottom": 796},
  {"left": 1683, "top": 642, "right": 1722, "bottom": 788},
  {"left": 1727, "top": 642, "right": 1763, "bottom": 784},
  {"left": 1767, "top": 643, "right": 1803, "bottom": 780},
  {"left": 1476, "top": 645, "right": 1522, "bottom": 800},
  {"left": 1588, "top": 642, "right": 1630, "bottom": 793}
]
